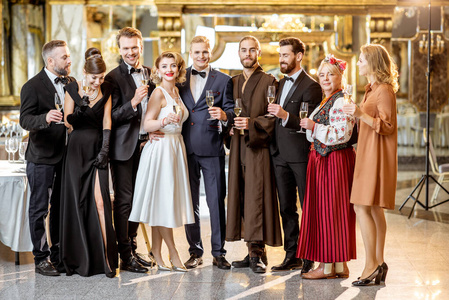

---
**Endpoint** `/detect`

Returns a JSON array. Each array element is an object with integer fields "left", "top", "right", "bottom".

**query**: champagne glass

[
  {"left": 19, "top": 141, "right": 28, "bottom": 162},
  {"left": 54, "top": 93, "right": 64, "bottom": 124},
  {"left": 5, "top": 138, "right": 12, "bottom": 162},
  {"left": 141, "top": 68, "right": 150, "bottom": 86},
  {"left": 8, "top": 138, "right": 19, "bottom": 163},
  {"left": 265, "top": 85, "right": 276, "bottom": 117},
  {"left": 344, "top": 84, "right": 353, "bottom": 104},
  {"left": 233, "top": 98, "right": 244, "bottom": 135},
  {"left": 173, "top": 97, "right": 182, "bottom": 127},
  {"left": 0, "top": 123, "right": 6, "bottom": 137},
  {"left": 81, "top": 77, "right": 89, "bottom": 96},
  {"left": 206, "top": 90, "right": 215, "bottom": 120},
  {"left": 298, "top": 102, "right": 308, "bottom": 133}
]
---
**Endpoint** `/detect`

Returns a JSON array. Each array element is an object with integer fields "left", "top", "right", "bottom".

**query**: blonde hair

[
  {"left": 190, "top": 36, "right": 211, "bottom": 50},
  {"left": 317, "top": 57, "right": 347, "bottom": 88},
  {"left": 361, "top": 44, "right": 399, "bottom": 93},
  {"left": 239, "top": 35, "right": 261, "bottom": 50},
  {"left": 151, "top": 51, "right": 186, "bottom": 84}
]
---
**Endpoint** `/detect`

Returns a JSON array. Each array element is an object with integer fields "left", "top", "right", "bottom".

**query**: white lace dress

[{"left": 129, "top": 87, "right": 194, "bottom": 228}]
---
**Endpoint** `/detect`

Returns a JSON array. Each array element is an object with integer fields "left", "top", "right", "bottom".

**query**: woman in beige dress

[{"left": 343, "top": 44, "right": 398, "bottom": 286}]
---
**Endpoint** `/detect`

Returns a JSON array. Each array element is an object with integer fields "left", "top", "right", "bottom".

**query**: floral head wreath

[{"left": 324, "top": 54, "right": 346, "bottom": 72}]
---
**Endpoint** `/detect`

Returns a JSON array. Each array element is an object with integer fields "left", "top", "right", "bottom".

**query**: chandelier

[
  {"left": 259, "top": 14, "right": 308, "bottom": 32},
  {"left": 418, "top": 32, "right": 445, "bottom": 57}
]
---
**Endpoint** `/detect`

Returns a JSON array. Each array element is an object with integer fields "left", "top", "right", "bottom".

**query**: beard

[
  {"left": 280, "top": 60, "right": 296, "bottom": 74},
  {"left": 241, "top": 57, "right": 258, "bottom": 69},
  {"left": 54, "top": 64, "right": 70, "bottom": 76}
]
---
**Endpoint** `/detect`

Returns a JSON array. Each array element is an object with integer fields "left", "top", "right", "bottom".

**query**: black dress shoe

[
  {"left": 232, "top": 255, "right": 249, "bottom": 268},
  {"left": 35, "top": 260, "right": 60, "bottom": 276},
  {"left": 120, "top": 256, "right": 148, "bottom": 273},
  {"left": 184, "top": 253, "right": 203, "bottom": 269},
  {"left": 249, "top": 257, "right": 266, "bottom": 273},
  {"left": 271, "top": 257, "right": 303, "bottom": 272},
  {"left": 301, "top": 259, "right": 314, "bottom": 274},
  {"left": 213, "top": 255, "right": 231, "bottom": 270},
  {"left": 132, "top": 251, "right": 154, "bottom": 267}
]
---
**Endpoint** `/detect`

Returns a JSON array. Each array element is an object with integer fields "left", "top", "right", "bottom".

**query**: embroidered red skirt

[{"left": 296, "top": 147, "right": 357, "bottom": 263}]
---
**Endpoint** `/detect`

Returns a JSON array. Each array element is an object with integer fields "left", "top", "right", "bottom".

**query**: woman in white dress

[{"left": 129, "top": 52, "right": 194, "bottom": 272}]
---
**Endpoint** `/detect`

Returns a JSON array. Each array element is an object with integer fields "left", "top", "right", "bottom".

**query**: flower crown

[{"left": 324, "top": 54, "right": 346, "bottom": 72}]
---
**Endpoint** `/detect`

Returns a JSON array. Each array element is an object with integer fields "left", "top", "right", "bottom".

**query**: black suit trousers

[
  {"left": 110, "top": 141, "right": 142, "bottom": 261},
  {"left": 272, "top": 155, "right": 307, "bottom": 258},
  {"left": 26, "top": 161, "right": 62, "bottom": 265}
]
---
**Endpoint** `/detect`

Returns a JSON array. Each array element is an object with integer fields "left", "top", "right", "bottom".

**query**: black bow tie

[
  {"left": 284, "top": 76, "right": 294, "bottom": 82},
  {"left": 54, "top": 77, "right": 69, "bottom": 85},
  {"left": 130, "top": 67, "right": 141, "bottom": 74},
  {"left": 192, "top": 69, "right": 206, "bottom": 78}
]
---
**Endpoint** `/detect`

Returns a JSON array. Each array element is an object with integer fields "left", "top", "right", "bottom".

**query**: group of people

[{"left": 19, "top": 25, "right": 398, "bottom": 287}]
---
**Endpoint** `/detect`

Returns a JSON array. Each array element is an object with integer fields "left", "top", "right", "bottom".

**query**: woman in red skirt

[{"left": 297, "top": 54, "right": 357, "bottom": 279}]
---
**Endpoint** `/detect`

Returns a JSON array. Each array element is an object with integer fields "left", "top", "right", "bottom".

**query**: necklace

[{"left": 87, "top": 88, "right": 99, "bottom": 101}]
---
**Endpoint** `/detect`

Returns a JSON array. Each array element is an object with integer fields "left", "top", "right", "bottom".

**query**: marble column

[{"left": 0, "top": 0, "right": 11, "bottom": 98}]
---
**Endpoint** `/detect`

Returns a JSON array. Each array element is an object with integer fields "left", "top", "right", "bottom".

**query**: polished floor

[{"left": 1, "top": 169, "right": 449, "bottom": 299}]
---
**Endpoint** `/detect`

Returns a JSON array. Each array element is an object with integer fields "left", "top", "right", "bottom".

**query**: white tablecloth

[
  {"left": 0, "top": 160, "right": 33, "bottom": 252},
  {"left": 435, "top": 113, "right": 449, "bottom": 147},
  {"left": 397, "top": 113, "right": 419, "bottom": 146}
]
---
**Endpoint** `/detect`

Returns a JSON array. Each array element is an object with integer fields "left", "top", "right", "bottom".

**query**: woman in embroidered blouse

[
  {"left": 296, "top": 54, "right": 357, "bottom": 280},
  {"left": 343, "top": 44, "right": 398, "bottom": 286}
]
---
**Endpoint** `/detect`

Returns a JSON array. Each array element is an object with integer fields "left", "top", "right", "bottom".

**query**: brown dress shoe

[
  {"left": 336, "top": 262, "right": 350, "bottom": 278},
  {"left": 302, "top": 263, "right": 336, "bottom": 279}
]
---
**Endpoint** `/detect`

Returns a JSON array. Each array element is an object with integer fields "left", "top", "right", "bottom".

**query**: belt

[{"left": 138, "top": 133, "right": 149, "bottom": 141}]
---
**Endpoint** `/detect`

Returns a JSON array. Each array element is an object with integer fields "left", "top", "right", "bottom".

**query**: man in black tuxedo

[
  {"left": 178, "top": 36, "right": 234, "bottom": 270},
  {"left": 105, "top": 27, "right": 155, "bottom": 273},
  {"left": 267, "top": 37, "right": 322, "bottom": 273},
  {"left": 19, "top": 40, "right": 74, "bottom": 276}
]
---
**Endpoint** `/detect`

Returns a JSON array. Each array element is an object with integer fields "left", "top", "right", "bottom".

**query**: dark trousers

[
  {"left": 26, "top": 161, "right": 62, "bottom": 265},
  {"left": 184, "top": 154, "right": 226, "bottom": 257},
  {"left": 110, "top": 142, "right": 142, "bottom": 261},
  {"left": 247, "top": 242, "right": 265, "bottom": 258},
  {"left": 272, "top": 155, "right": 308, "bottom": 259}
]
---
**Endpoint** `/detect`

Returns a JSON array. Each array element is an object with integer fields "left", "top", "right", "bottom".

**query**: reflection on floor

[{"left": 1, "top": 170, "right": 449, "bottom": 299}]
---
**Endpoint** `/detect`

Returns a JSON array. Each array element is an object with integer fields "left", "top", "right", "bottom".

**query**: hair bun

[{"left": 85, "top": 47, "right": 102, "bottom": 60}]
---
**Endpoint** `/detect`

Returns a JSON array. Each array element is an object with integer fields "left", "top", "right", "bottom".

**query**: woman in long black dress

[{"left": 60, "top": 48, "right": 117, "bottom": 277}]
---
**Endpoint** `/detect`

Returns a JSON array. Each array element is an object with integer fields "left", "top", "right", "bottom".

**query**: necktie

[
  {"left": 130, "top": 67, "right": 141, "bottom": 74},
  {"left": 284, "top": 76, "right": 294, "bottom": 82},
  {"left": 192, "top": 69, "right": 206, "bottom": 78},
  {"left": 54, "top": 77, "right": 69, "bottom": 85}
]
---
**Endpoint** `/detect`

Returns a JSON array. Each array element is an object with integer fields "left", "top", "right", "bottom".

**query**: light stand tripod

[{"left": 398, "top": 1, "right": 449, "bottom": 218}]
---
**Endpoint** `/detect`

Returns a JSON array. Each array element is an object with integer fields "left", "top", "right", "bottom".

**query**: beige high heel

[{"left": 170, "top": 259, "right": 188, "bottom": 272}]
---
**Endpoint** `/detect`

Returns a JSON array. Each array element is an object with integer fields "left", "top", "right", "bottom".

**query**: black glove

[
  {"left": 80, "top": 96, "right": 90, "bottom": 112},
  {"left": 67, "top": 97, "right": 89, "bottom": 125},
  {"left": 93, "top": 129, "right": 110, "bottom": 169}
]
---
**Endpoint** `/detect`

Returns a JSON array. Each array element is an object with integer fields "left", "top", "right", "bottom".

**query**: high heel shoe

[
  {"left": 380, "top": 262, "right": 388, "bottom": 282},
  {"left": 157, "top": 264, "right": 171, "bottom": 271},
  {"left": 170, "top": 259, "right": 188, "bottom": 272},
  {"left": 352, "top": 265, "right": 383, "bottom": 286}
]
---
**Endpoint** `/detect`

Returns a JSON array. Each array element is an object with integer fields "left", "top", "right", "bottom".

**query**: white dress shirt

[
  {"left": 190, "top": 66, "right": 210, "bottom": 103},
  {"left": 279, "top": 68, "right": 303, "bottom": 126},
  {"left": 125, "top": 62, "right": 148, "bottom": 135},
  {"left": 44, "top": 68, "right": 66, "bottom": 107}
]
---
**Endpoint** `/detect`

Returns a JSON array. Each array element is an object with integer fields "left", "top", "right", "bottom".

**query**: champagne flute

[
  {"left": 298, "top": 102, "right": 308, "bottom": 133},
  {"left": 206, "top": 90, "right": 215, "bottom": 120},
  {"left": 8, "top": 137, "right": 19, "bottom": 163},
  {"left": 265, "top": 85, "right": 276, "bottom": 117},
  {"left": 81, "top": 77, "right": 89, "bottom": 96},
  {"left": 54, "top": 93, "right": 64, "bottom": 124},
  {"left": 5, "top": 138, "right": 12, "bottom": 162},
  {"left": 233, "top": 98, "right": 244, "bottom": 135},
  {"left": 141, "top": 68, "right": 150, "bottom": 86},
  {"left": 344, "top": 84, "right": 353, "bottom": 104},
  {"left": 173, "top": 97, "right": 182, "bottom": 127},
  {"left": 19, "top": 141, "right": 28, "bottom": 163}
]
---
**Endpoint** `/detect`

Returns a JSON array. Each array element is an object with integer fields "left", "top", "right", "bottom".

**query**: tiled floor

[{"left": 1, "top": 169, "right": 449, "bottom": 299}]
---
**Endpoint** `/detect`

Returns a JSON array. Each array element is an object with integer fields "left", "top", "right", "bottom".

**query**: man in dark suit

[
  {"left": 267, "top": 37, "right": 322, "bottom": 273},
  {"left": 19, "top": 40, "right": 74, "bottom": 276},
  {"left": 105, "top": 27, "right": 156, "bottom": 273},
  {"left": 178, "top": 36, "right": 234, "bottom": 270}
]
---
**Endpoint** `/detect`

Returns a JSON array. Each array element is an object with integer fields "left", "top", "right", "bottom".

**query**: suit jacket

[
  {"left": 19, "top": 68, "right": 75, "bottom": 164},
  {"left": 269, "top": 70, "right": 322, "bottom": 163},
  {"left": 178, "top": 67, "right": 234, "bottom": 157},
  {"left": 105, "top": 62, "right": 156, "bottom": 161}
]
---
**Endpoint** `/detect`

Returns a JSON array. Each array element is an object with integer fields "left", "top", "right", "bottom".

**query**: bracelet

[{"left": 160, "top": 117, "right": 166, "bottom": 128}]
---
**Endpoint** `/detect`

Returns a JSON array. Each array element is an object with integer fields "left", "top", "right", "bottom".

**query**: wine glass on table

[
  {"left": 0, "top": 123, "right": 6, "bottom": 137},
  {"left": 19, "top": 141, "right": 28, "bottom": 163},
  {"left": 5, "top": 138, "right": 12, "bottom": 162},
  {"left": 265, "top": 85, "right": 276, "bottom": 117},
  {"left": 233, "top": 98, "right": 244, "bottom": 135},
  {"left": 54, "top": 93, "right": 64, "bottom": 124},
  {"left": 298, "top": 102, "right": 308, "bottom": 133},
  {"left": 173, "top": 97, "right": 182, "bottom": 127},
  {"left": 206, "top": 90, "right": 215, "bottom": 120},
  {"left": 8, "top": 138, "right": 19, "bottom": 163},
  {"left": 344, "top": 84, "right": 353, "bottom": 104}
]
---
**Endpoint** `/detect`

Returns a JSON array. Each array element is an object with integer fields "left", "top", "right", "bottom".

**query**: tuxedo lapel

[
  {"left": 282, "top": 71, "right": 306, "bottom": 109},
  {"left": 276, "top": 79, "right": 286, "bottom": 104},
  {"left": 38, "top": 69, "right": 58, "bottom": 96},
  {"left": 195, "top": 68, "right": 218, "bottom": 108},
  {"left": 183, "top": 68, "right": 195, "bottom": 107},
  {"left": 119, "top": 62, "right": 141, "bottom": 114}
]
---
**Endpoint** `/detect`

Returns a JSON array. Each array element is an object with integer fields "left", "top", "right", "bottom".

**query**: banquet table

[
  {"left": 0, "top": 160, "right": 32, "bottom": 264},
  {"left": 397, "top": 113, "right": 419, "bottom": 146}
]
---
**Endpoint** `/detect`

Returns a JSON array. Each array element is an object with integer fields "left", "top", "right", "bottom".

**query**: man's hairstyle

[
  {"left": 239, "top": 36, "right": 261, "bottom": 50},
  {"left": 42, "top": 40, "right": 67, "bottom": 66},
  {"left": 116, "top": 27, "right": 143, "bottom": 48},
  {"left": 190, "top": 36, "right": 211, "bottom": 51},
  {"left": 279, "top": 37, "right": 305, "bottom": 55}
]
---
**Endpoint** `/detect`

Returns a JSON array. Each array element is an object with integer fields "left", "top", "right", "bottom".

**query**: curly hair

[
  {"left": 361, "top": 44, "right": 399, "bottom": 93},
  {"left": 150, "top": 51, "right": 186, "bottom": 84}
]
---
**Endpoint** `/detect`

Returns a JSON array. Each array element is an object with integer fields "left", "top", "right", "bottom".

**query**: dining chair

[{"left": 423, "top": 128, "right": 449, "bottom": 203}]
